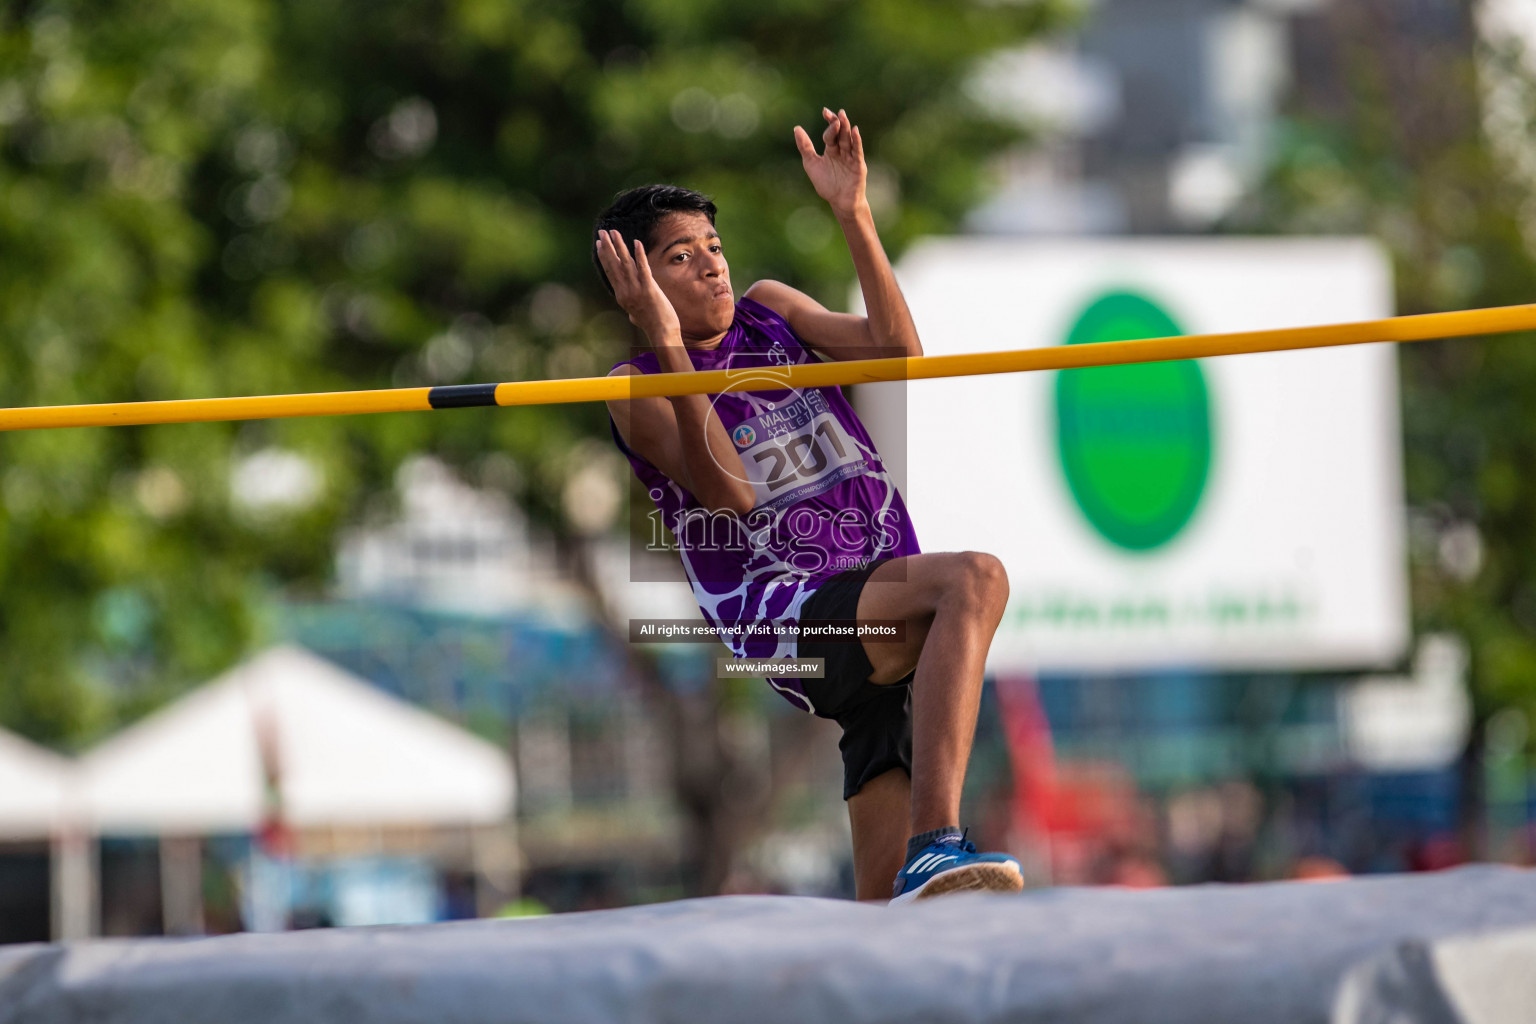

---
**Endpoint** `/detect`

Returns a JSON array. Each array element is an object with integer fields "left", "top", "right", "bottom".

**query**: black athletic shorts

[{"left": 797, "top": 556, "right": 914, "bottom": 800}]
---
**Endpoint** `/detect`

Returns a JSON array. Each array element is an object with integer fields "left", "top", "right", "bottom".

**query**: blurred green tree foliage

[
  {"left": 0, "top": 0, "right": 1069, "bottom": 744},
  {"left": 1248, "top": 2, "right": 1536, "bottom": 736}
]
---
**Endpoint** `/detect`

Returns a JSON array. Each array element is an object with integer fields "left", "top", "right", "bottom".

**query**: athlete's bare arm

[
  {"left": 745, "top": 108, "right": 922, "bottom": 362},
  {"left": 597, "top": 229, "right": 756, "bottom": 516},
  {"left": 606, "top": 363, "right": 755, "bottom": 515}
]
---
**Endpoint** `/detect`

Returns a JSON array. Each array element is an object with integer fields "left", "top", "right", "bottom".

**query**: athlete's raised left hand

[
  {"left": 794, "top": 107, "right": 867, "bottom": 218},
  {"left": 595, "top": 228, "right": 682, "bottom": 345}
]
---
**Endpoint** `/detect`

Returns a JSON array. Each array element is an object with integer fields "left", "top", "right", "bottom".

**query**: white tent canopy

[
  {"left": 0, "top": 728, "right": 72, "bottom": 840},
  {"left": 78, "top": 646, "right": 514, "bottom": 834}
]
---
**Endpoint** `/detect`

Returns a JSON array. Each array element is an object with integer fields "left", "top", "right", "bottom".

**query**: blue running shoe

[{"left": 890, "top": 833, "right": 1023, "bottom": 905}]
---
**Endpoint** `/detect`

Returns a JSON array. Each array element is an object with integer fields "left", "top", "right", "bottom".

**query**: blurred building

[
  {"left": 282, "top": 456, "right": 851, "bottom": 912},
  {"left": 969, "top": 0, "right": 1317, "bottom": 234},
  {"left": 967, "top": 0, "right": 1485, "bottom": 236}
]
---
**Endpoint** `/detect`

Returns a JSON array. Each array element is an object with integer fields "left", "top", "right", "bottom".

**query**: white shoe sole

[{"left": 889, "top": 861, "right": 1024, "bottom": 906}]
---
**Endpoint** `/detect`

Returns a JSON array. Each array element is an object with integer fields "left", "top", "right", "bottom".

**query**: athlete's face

[{"left": 645, "top": 212, "right": 734, "bottom": 341}]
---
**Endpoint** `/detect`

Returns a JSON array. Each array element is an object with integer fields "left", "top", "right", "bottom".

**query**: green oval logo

[{"left": 1055, "top": 292, "right": 1212, "bottom": 552}]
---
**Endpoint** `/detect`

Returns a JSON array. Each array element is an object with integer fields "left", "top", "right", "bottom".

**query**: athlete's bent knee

[{"left": 949, "top": 551, "right": 1009, "bottom": 614}]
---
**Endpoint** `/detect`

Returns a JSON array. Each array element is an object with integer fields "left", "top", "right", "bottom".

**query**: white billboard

[{"left": 856, "top": 238, "right": 1408, "bottom": 673}]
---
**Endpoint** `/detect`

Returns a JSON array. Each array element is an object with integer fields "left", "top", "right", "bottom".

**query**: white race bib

[{"left": 729, "top": 390, "right": 868, "bottom": 511}]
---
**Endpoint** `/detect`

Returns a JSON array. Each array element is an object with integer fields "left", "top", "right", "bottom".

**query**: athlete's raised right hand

[{"left": 596, "top": 229, "right": 682, "bottom": 344}]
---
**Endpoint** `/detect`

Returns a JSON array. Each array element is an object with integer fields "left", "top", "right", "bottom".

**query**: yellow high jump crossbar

[{"left": 2, "top": 302, "right": 1535, "bottom": 432}]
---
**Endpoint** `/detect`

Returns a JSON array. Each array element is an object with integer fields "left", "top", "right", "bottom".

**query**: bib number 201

[
  {"left": 752, "top": 420, "right": 848, "bottom": 492},
  {"left": 741, "top": 411, "right": 866, "bottom": 511}
]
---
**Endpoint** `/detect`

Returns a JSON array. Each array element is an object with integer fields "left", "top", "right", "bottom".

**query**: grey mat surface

[{"left": 3, "top": 865, "right": 1535, "bottom": 1023}]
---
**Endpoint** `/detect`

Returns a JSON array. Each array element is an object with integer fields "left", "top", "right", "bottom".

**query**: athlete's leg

[
  {"left": 847, "top": 767, "right": 911, "bottom": 900},
  {"left": 853, "top": 552, "right": 1009, "bottom": 836}
]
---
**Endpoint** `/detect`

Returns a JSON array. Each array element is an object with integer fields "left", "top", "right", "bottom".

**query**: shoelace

[{"left": 953, "top": 827, "right": 977, "bottom": 856}]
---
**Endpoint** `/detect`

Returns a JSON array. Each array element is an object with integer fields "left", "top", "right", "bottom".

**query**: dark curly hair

[{"left": 592, "top": 184, "right": 718, "bottom": 296}]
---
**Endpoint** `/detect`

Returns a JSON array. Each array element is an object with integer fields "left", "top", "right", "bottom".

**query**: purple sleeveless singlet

[{"left": 608, "top": 296, "right": 921, "bottom": 711}]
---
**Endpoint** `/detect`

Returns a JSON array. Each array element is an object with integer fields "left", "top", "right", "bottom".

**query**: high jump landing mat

[{"left": 2, "top": 865, "right": 1534, "bottom": 1023}]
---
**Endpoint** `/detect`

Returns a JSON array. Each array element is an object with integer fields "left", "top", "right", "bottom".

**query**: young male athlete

[{"left": 596, "top": 108, "right": 1023, "bottom": 903}]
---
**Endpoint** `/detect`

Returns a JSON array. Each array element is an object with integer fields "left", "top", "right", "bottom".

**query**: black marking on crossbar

[{"left": 428, "top": 384, "right": 499, "bottom": 409}]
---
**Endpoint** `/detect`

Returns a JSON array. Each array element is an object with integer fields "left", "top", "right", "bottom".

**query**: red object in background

[
  {"left": 1108, "top": 856, "right": 1167, "bottom": 888},
  {"left": 994, "top": 675, "right": 1057, "bottom": 840},
  {"left": 251, "top": 700, "right": 295, "bottom": 857},
  {"left": 256, "top": 815, "right": 295, "bottom": 858},
  {"left": 1408, "top": 834, "right": 1468, "bottom": 872},
  {"left": 995, "top": 676, "right": 1149, "bottom": 884}
]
